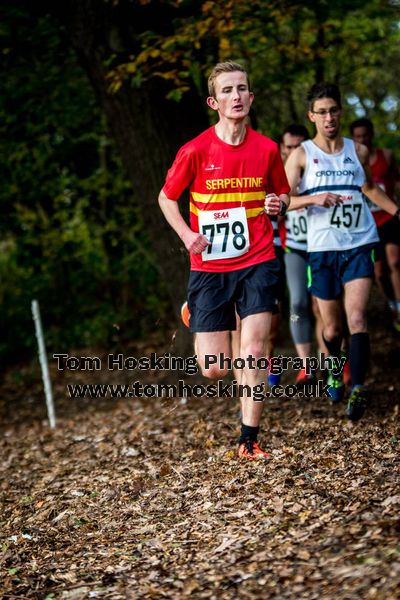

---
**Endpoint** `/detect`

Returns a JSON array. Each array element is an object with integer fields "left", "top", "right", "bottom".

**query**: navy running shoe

[
  {"left": 346, "top": 385, "right": 368, "bottom": 421},
  {"left": 268, "top": 372, "right": 281, "bottom": 386},
  {"left": 327, "top": 372, "right": 345, "bottom": 402}
]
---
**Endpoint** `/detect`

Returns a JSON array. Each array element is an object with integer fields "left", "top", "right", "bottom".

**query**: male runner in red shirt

[{"left": 159, "top": 61, "right": 290, "bottom": 460}]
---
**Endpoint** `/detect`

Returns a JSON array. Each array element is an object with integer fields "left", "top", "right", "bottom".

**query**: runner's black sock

[
  {"left": 322, "top": 334, "right": 343, "bottom": 376},
  {"left": 239, "top": 424, "right": 259, "bottom": 444},
  {"left": 322, "top": 334, "right": 342, "bottom": 359},
  {"left": 349, "top": 332, "right": 370, "bottom": 386}
]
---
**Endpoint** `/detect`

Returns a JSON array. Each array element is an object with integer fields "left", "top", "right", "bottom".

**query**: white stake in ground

[{"left": 32, "top": 300, "right": 56, "bottom": 428}]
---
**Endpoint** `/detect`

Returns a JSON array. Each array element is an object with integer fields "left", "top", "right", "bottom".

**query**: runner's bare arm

[
  {"left": 285, "top": 145, "right": 343, "bottom": 210},
  {"left": 356, "top": 143, "right": 400, "bottom": 215},
  {"left": 383, "top": 148, "right": 400, "bottom": 199},
  {"left": 158, "top": 190, "right": 211, "bottom": 254}
]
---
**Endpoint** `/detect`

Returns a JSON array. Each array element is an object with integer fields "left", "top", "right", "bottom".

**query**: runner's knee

[
  {"left": 323, "top": 324, "right": 342, "bottom": 340},
  {"left": 240, "top": 341, "right": 265, "bottom": 360},
  {"left": 197, "top": 361, "right": 228, "bottom": 380},
  {"left": 387, "top": 254, "right": 400, "bottom": 272},
  {"left": 347, "top": 311, "right": 367, "bottom": 333}
]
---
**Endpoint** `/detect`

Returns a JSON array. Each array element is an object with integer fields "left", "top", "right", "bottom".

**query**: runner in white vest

[
  {"left": 281, "top": 124, "right": 326, "bottom": 384},
  {"left": 285, "top": 82, "right": 400, "bottom": 420}
]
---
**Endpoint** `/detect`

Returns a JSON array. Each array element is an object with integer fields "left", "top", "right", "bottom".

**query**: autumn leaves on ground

[{"left": 1, "top": 298, "right": 399, "bottom": 600}]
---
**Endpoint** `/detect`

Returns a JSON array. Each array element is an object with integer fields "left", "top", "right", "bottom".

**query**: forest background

[{"left": 1, "top": 0, "right": 399, "bottom": 366}]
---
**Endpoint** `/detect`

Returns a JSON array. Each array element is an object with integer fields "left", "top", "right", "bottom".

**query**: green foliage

[
  {"left": 108, "top": 0, "right": 400, "bottom": 147},
  {"left": 1, "top": 0, "right": 400, "bottom": 365},
  {"left": 0, "top": 6, "right": 168, "bottom": 365}
]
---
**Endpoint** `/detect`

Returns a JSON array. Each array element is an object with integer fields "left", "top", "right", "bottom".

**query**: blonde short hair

[{"left": 208, "top": 61, "right": 250, "bottom": 98}]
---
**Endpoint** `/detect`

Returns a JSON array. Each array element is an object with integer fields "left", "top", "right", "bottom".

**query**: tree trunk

[{"left": 57, "top": 0, "right": 210, "bottom": 355}]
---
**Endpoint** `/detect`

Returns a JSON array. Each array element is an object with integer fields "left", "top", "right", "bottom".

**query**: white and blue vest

[{"left": 298, "top": 138, "right": 378, "bottom": 252}]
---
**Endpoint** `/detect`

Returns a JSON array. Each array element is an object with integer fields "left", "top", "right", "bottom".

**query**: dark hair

[
  {"left": 349, "top": 117, "right": 374, "bottom": 136},
  {"left": 282, "top": 124, "right": 309, "bottom": 140},
  {"left": 307, "top": 82, "right": 342, "bottom": 111}
]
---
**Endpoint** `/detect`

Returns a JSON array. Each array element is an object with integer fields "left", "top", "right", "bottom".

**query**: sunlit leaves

[{"left": 105, "top": 0, "right": 399, "bottom": 141}]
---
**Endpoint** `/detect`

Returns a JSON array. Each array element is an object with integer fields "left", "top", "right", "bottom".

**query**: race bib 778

[{"left": 198, "top": 207, "right": 250, "bottom": 261}]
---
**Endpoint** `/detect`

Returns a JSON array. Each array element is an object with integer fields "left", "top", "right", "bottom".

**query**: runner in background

[
  {"left": 281, "top": 125, "right": 322, "bottom": 384},
  {"left": 285, "top": 82, "right": 400, "bottom": 420},
  {"left": 350, "top": 118, "right": 400, "bottom": 332},
  {"left": 160, "top": 61, "right": 290, "bottom": 459},
  {"left": 280, "top": 125, "right": 310, "bottom": 163}
]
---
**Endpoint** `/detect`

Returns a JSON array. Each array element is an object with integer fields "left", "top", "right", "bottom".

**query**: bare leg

[
  {"left": 195, "top": 313, "right": 272, "bottom": 456},
  {"left": 315, "top": 297, "right": 343, "bottom": 343},
  {"left": 386, "top": 244, "right": 400, "bottom": 303},
  {"left": 230, "top": 313, "right": 242, "bottom": 382},
  {"left": 312, "top": 295, "right": 329, "bottom": 355},
  {"left": 343, "top": 278, "right": 372, "bottom": 335},
  {"left": 195, "top": 318, "right": 271, "bottom": 426},
  {"left": 343, "top": 277, "right": 373, "bottom": 420},
  {"left": 239, "top": 312, "right": 272, "bottom": 427},
  {"left": 314, "top": 296, "right": 344, "bottom": 400},
  {"left": 374, "top": 259, "right": 395, "bottom": 304},
  {"left": 195, "top": 331, "right": 232, "bottom": 379}
]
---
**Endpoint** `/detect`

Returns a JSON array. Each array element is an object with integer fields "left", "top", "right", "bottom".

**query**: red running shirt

[
  {"left": 163, "top": 126, "right": 290, "bottom": 272},
  {"left": 370, "top": 149, "right": 396, "bottom": 227}
]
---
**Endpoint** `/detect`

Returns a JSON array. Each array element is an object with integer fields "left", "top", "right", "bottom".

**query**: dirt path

[{"left": 0, "top": 294, "right": 399, "bottom": 599}]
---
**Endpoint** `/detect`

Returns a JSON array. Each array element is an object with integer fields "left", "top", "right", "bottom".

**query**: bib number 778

[
  {"left": 202, "top": 221, "right": 246, "bottom": 253},
  {"left": 198, "top": 207, "right": 250, "bottom": 261}
]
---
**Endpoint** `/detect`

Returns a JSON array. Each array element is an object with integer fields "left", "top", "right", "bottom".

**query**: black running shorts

[
  {"left": 375, "top": 216, "right": 400, "bottom": 261},
  {"left": 187, "top": 260, "right": 280, "bottom": 333}
]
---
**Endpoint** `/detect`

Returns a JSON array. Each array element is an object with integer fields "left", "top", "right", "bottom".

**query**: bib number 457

[{"left": 330, "top": 203, "right": 362, "bottom": 229}]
